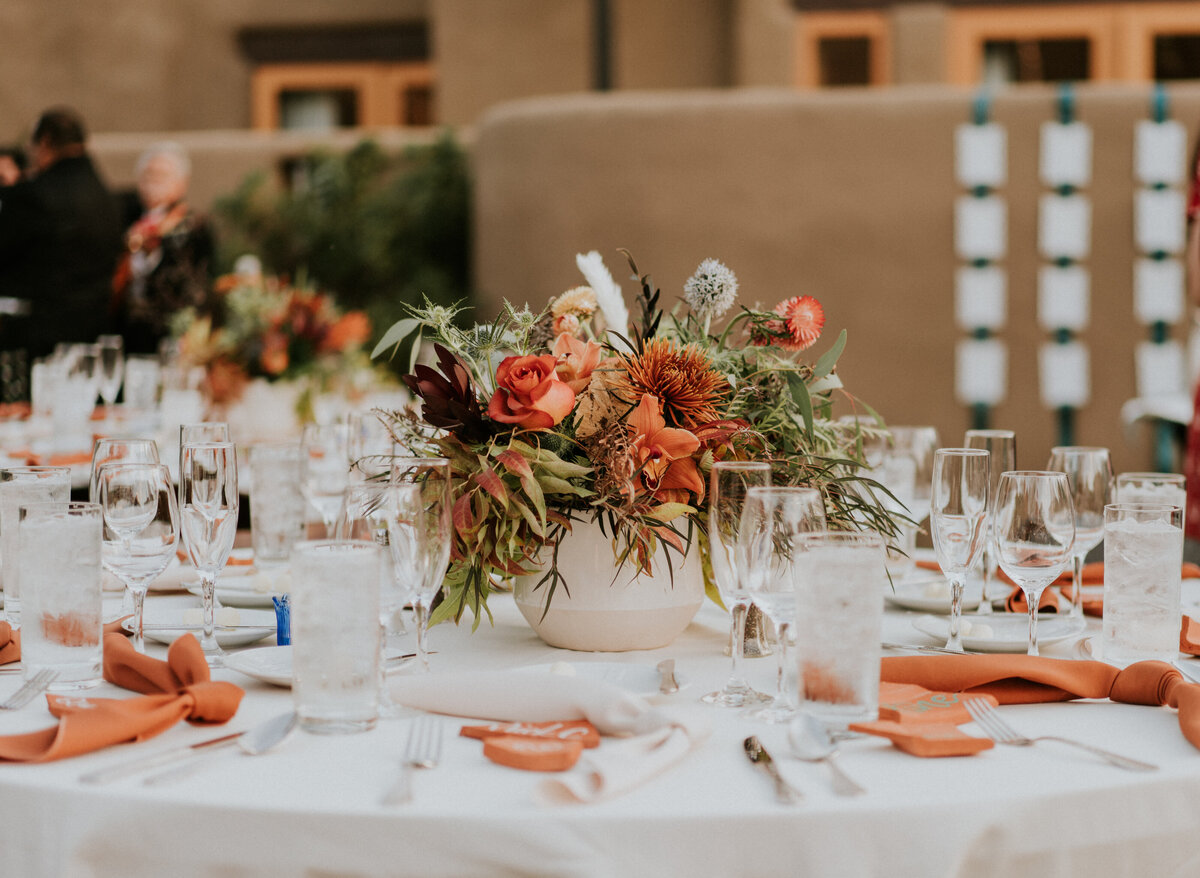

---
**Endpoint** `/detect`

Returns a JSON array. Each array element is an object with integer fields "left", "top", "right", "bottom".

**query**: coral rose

[
  {"left": 553, "top": 333, "right": 602, "bottom": 393},
  {"left": 487, "top": 354, "right": 576, "bottom": 430}
]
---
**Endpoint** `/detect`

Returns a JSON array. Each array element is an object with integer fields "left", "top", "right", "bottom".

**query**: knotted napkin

[
  {"left": 880, "top": 654, "right": 1200, "bottom": 750},
  {"left": 390, "top": 670, "right": 709, "bottom": 802},
  {"left": 0, "top": 622, "right": 19, "bottom": 665},
  {"left": 0, "top": 633, "right": 243, "bottom": 762}
]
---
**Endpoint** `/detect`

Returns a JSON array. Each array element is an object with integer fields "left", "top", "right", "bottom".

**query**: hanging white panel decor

[
  {"left": 1038, "top": 341, "right": 1090, "bottom": 408},
  {"left": 955, "top": 196, "right": 1007, "bottom": 261},
  {"left": 1134, "top": 188, "right": 1187, "bottom": 255},
  {"left": 955, "top": 265, "right": 1007, "bottom": 331},
  {"left": 1038, "top": 194, "right": 1091, "bottom": 260},
  {"left": 1037, "top": 265, "right": 1090, "bottom": 332},
  {"left": 955, "top": 338, "right": 1007, "bottom": 406},
  {"left": 1040, "top": 122, "right": 1093, "bottom": 187},
  {"left": 955, "top": 124, "right": 1007, "bottom": 189},
  {"left": 1135, "top": 119, "right": 1187, "bottom": 186},
  {"left": 1134, "top": 258, "right": 1185, "bottom": 325},
  {"left": 1135, "top": 339, "right": 1186, "bottom": 398}
]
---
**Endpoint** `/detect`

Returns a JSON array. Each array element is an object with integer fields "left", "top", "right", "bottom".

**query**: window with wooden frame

[
  {"left": 796, "top": 11, "right": 891, "bottom": 88},
  {"left": 1112, "top": 2, "right": 1200, "bottom": 81}
]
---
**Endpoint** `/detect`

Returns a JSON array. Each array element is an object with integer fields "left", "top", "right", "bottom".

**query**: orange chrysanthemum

[
  {"left": 619, "top": 338, "right": 728, "bottom": 430},
  {"left": 773, "top": 296, "right": 825, "bottom": 352}
]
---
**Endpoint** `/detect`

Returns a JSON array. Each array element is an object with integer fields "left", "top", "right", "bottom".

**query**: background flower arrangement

[{"left": 378, "top": 251, "right": 899, "bottom": 627}]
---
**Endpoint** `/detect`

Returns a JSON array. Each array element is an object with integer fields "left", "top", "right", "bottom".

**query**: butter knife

[
  {"left": 743, "top": 736, "right": 801, "bottom": 804},
  {"left": 79, "top": 730, "right": 245, "bottom": 785}
]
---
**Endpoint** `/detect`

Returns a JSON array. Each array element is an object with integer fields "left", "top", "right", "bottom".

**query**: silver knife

[
  {"left": 882, "top": 641, "right": 978, "bottom": 656},
  {"left": 78, "top": 730, "right": 245, "bottom": 785},
  {"left": 743, "top": 736, "right": 801, "bottom": 804}
]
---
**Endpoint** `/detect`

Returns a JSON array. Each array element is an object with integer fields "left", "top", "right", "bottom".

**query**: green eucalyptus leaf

[
  {"left": 812, "top": 329, "right": 847, "bottom": 380},
  {"left": 371, "top": 317, "right": 419, "bottom": 360}
]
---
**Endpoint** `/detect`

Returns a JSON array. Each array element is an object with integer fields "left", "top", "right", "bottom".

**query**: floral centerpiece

[
  {"left": 378, "top": 251, "right": 897, "bottom": 631},
  {"left": 172, "top": 271, "right": 373, "bottom": 410}
]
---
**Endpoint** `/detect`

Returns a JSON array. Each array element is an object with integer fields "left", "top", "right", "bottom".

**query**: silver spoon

[
  {"left": 143, "top": 712, "right": 298, "bottom": 785},
  {"left": 788, "top": 715, "right": 865, "bottom": 796}
]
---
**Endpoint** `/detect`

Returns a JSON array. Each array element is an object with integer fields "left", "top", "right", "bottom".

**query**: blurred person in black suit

[{"left": 0, "top": 107, "right": 123, "bottom": 360}]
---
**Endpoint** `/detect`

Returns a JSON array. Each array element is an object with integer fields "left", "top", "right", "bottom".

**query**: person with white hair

[{"left": 113, "top": 140, "right": 214, "bottom": 353}]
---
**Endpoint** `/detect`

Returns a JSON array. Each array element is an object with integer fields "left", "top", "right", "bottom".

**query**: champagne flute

[
  {"left": 95, "top": 334, "right": 124, "bottom": 425},
  {"left": 301, "top": 422, "right": 351, "bottom": 537},
  {"left": 703, "top": 460, "right": 772, "bottom": 707},
  {"left": 97, "top": 463, "right": 179, "bottom": 653},
  {"left": 179, "top": 422, "right": 230, "bottom": 493},
  {"left": 337, "top": 481, "right": 423, "bottom": 713},
  {"left": 389, "top": 457, "right": 451, "bottom": 673},
  {"left": 993, "top": 471, "right": 1076, "bottom": 656},
  {"left": 180, "top": 441, "right": 239, "bottom": 667},
  {"left": 90, "top": 437, "right": 160, "bottom": 502},
  {"left": 1046, "top": 446, "right": 1112, "bottom": 617},
  {"left": 964, "top": 429, "right": 1016, "bottom": 615},
  {"left": 739, "top": 486, "right": 825, "bottom": 722},
  {"left": 930, "top": 448, "right": 990, "bottom": 652}
]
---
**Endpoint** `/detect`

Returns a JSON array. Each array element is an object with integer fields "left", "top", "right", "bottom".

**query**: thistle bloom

[
  {"left": 487, "top": 354, "right": 576, "bottom": 430},
  {"left": 628, "top": 393, "right": 705, "bottom": 505},
  {"left": 683, "top": 258, "right": 738, "bottom": 321},
  {"left": 773, "top": 295, "right": 825, "bottom": 351},
  {"left": 553, "top": 333, "right": 602, "bottom": 393}
]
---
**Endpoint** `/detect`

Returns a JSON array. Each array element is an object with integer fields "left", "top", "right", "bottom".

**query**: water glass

[
  {"left": 793, "top": 531, "right": 887, "bottom": 725},
  {"left": 0, "top": 466, "right": 72, "bottom": 626},
  {"left": 888, "top": 426, "right": 940, "bottom": 524},
  {"left": 874, "top": 451, "right": 917, "bottom": 580},
  {"left": 930, "top": 448, "right": 990, "bottom": 652},
  {"left": 123, "top": 355, "right": 161, "bottom": 412},
  {"left": 1047, "top": 446, "right": 1112, "bottom": 618},
  {"left": 301, "top": 423, "right": 351, "bottom": 537},
  {"left": 1102, "top": 503, "right": 1183, "bottom": 662},
  {"left": 964, "top": 428, "right": 1017, "bottom": 615},
  {"left": 290, "top": 540, "right": 381, "bottom": 734},
  {"left": 19, "top": 502, "right": 103, "bottom": 689},
  {"left": 249, "top": 443, "right": 307, "bottom": 567}
]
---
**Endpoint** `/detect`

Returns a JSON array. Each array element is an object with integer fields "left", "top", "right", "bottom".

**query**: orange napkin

[
  {"left": 175, "top": 550, "right": 253, "bottom": 568},
  {"left": 0, "top": 633, "right": 243, "bottom": 762},
  {"left": 1005, "top": 587, "right": 1059, "bottom": 614},
  {"left": 0, "top": 617, "right": 131, "bottom": 665},
  {"left": 23, "top": 450, "right": 93, "bottom": 467},
  {"left": 880, "top": 654, "right": 1200, "bottom": 750},
  {"left": 1180, "top": 617, "right": 1200, "bottom": 655},
  {"left": 918, "top": 560, "right": 1200, "bottom": 589}
]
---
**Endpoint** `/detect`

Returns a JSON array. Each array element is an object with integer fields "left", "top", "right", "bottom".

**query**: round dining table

[{"left": 2, "top": 569, "right": 1200, "bottom": 878}]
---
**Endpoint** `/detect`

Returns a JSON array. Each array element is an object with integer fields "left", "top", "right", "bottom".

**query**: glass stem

[
  {"left": 414, "top": 599, "right": 431, "bottom": 673},
  {"left": 377, "top": 620, "right": 391, "bottom": 709},
  {"left": 977, "top": 546, "right": 993, "bottom": 615},
  {"left": 775, "top": 621, "right": 792, "bottom": 707},
  {"left": 200, "top": 572, "right": 219, "bottom": 652},
  {"left": 1027, "top": 589, "right": 1041, "bottom": 656},
  {"left": 1071, "top": 554, "right": 1085, "bottom": 618},
  {"left": 729, "top": 599, "right": 750, "bottom": 690},
  {"left": 130, "top": 586, "right": 146, "bottom": 654},
  {"left": 946, "top": 575, "right": 965, "bottom": 652}
]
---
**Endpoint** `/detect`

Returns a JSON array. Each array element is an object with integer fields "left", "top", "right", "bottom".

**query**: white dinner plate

[
  {"left": 124, "top": 608, "right": 277, "bottom": 648},
  {"left": 517, "top": 662, "right": 689, "bottom": 697},
  {"left": 225, "top": 645, "right": 413, "bottom": 688},
  {"left": 186, "top": 582, "right": 279, "bottom": 609},
  {"left": 884, "top": 575, "right": 983, "bottom": 614},
  {"left": 912, "top": 613, "right": 1086, "bottom": 653}
]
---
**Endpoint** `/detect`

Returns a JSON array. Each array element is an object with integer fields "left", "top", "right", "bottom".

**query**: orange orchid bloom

[
  {"left": 552, "top": 332, "right": 602, "bottom": 393},
  {"left": 628, "top": 394, "right": 705, "bottom": 504}
]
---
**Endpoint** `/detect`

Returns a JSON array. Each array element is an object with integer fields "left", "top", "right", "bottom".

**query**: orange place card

[
  {"left": 483, "top": 736, "right": 584, "bottom": 772},
  {"left": 460, "top": 720, "right": 600, "bottom": 748},
  {"left": 849, "top": 720, "right": 994, "bottom": 757},
  {"left": 878, "top": 682, "right": 999, "bottom": 725}
]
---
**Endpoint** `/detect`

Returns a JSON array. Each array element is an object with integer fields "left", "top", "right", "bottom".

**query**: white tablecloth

[{"left": 3, "top": 585, "right": 1200, "bottom": 878}]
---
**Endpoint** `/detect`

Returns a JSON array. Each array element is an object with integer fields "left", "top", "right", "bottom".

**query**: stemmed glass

[
  {"left": 90, "top": 438, "right": 160, "bottom": 501},
  {"left": 963, "top": 429, "right": 1016, "bottom": 615},
  {"left": 348, "top": 411, "right": 397, "bottom": 479},
  {"left": 337, "top": 481, "right": 424, "bottom": 714},
  {"left": 889, "top": 426, "right": 940, "bottom": 526},
  {"left": 180, "top": 441, "right": 239, "bottom": 667},
  {"left": 703, "top": 460, "right": 772, "bottom": 707},
  {"left": 993, "top": 471, "right": 1076, "bottom": 655},
  {"left": 95, "top": 335, "right": 124, "bottom": 426},
  {"left": 179, "top": 422, "right": 230, "bottom": 488},
  {"left": 389, "top": 457, "right": 451, "bottom": 673},
  {"left": 97, "top": 463, "right": 179, "bottom": 653},
  {"left": 930, "top": 449, "right": 990, "bottom": 652},
  {"left": 1047, "top": 447, "right": 1112, "bottom": 618},
  {"left": 301, "top": 422, "right": 351, "bottom": 537},
  {"left": 739, "top": 486, "right": 825, "bottom": 722}
]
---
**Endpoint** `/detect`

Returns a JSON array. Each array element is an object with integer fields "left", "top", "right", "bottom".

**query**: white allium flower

[{"left": 683, "top": 258, "right": 738, "bottom": 320}]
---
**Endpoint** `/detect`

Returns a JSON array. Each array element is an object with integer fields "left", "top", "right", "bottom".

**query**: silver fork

[
  {"left": 381, "top": 715, "right": 444, "bottom": 805},
  {"left": 964, "top": 698, "right": 1157, "bottom": 772},
  {"left": 0, "top": 669, "right": 58, "bottom": 710}
]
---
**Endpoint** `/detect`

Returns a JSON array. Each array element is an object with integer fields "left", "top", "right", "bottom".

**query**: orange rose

[
  {"left": 320, "top": 311, "right": 371, "bottom": 353},
  {"left": 553, "top": 333, "right": 602, "bottom": 393},
  {"left": 628, "top": 394, "right": 704, "bottom": 504},
  {"left": 487, "top": 354, "right": 575, "bottom": 430}
]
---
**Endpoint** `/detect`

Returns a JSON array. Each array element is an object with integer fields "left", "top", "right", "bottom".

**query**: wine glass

[
  {"left": 90, "top": 437, "right": 160, "bottom": 501},
  {"left": 1046, "top": 446, "right": 1112, "bottom": 618},
  {"left": 179, "top": 422, "right": 230, "bottom": 492},
  {"left": 337, "top": 481, "right": 423, "bottom": 714},
  {"left": 739, "top": 486, "right": 825, "bottom": 722},
  {"left": 993, "top": 471, "right": 1076, "bottom": 656},
  {"left": 703, "top": 460, "right": 772, "bottom": 707},
  {"left": 930, "top": 448, "right": 990, "bottom": 652},
  {"left": 889, "top": 426, "right": 940, "bottom": 525},
  {"left": 95, "top": 334, "right": 124, "bottom": 426},
  {"left": 963, "top": 429, "right": 1016, "bottom": 615},
  {"left": 301, "top": 422, "right": 351, "bottom": 537},
  {"left": 389, "top": 457, "right": 452, "bottom": 673},
  {"left": 97, "top": 463, "right": 179, "bottom": 653},
  {"left": 180, "top": 441, "right": 239, "bottom": 667}
]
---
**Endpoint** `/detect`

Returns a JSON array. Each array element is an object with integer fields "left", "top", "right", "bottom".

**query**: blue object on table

[{"left": 273, "top": 594, "right": 291, "bottom": 645}]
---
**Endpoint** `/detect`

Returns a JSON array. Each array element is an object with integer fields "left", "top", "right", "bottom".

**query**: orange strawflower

[{"left": 773, "top": 296, "right": 825, "bottom": 351}]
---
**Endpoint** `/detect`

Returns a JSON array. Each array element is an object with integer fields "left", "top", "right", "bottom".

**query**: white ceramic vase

[{"left": 513, "top": 522, "right": 705, "bottom": 652}]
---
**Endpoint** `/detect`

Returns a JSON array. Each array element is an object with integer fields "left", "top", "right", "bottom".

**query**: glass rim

[
  {"left": 934, "top": 447, "right": 989, "bottom": 457},
  {"left": 1049, "top": 445, "right": 1109, "bottom": 455},
  {"left": 964, "top": 429, "right": 1015, "bottom": 438},
  {"left": 1115, "top": 471, "right": 1184, "bottom": 481},
  {"left": 998, "top": 469, "right": 1069, "bottom": 479},
  {"left": 95, "top": 461, "right": 168, "bottom": 474},
  {"left": 1104, "top": 502, "right": 1182, "bottom": 513},
  {"left": 19, "top": 500, "right": 100, "bottom": 515},
  {"left": 180, "top": 421, "right": 229, "bottom": 430},
  {"left": 0, "top": 465, "right": 71, "bottom": 477},
  {"left": 794, "top": 530, "right": 885, "bottom": 548},
  {"left": 181, "top": 440, "right": 236, "bottom": 450}
]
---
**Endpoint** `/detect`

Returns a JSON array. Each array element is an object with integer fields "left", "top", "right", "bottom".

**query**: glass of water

[
  {"left": 249, "top": 443, "right": 307, "bottom": 569},
  {"left": 1102, "top": 503, "right": 1183, "bottom": 662},
  {"left": 290, "top": 540, "right": 381, "bottom": 734},
  {"left": 793, "top": 531, "right": 887, "bottom": 725},
  {"left": 19, "top": 501, "right": 103, "bottom": 690},
  {"left": 301, "top": 422, "right": 351, "bottom": 537},
  {"left": 95, "top": 334, "right": 124, "bottom": 423},
  {"left": 964, "top": 429, "right": 1017, "bottom": 615},
  {"left": 930, "top": 448, "right": 990, "bottom": 652},
  {"left": 0, "top": 466, "right": 72, "bottom": 627}
]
